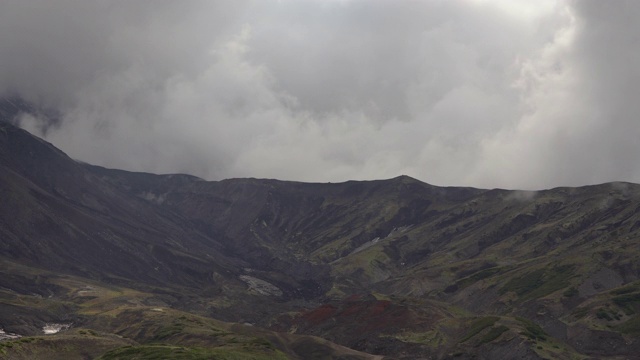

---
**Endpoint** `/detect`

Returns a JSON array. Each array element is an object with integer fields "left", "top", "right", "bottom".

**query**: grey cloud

[
  {"left": 2, "top": 1, "right": 640, "bottom": 190},
  {"left": 245, "top": 1, "right": 534, "bottom": 124},
  {"left": 475, "top": 0, "right": 640, "bottom": 189}
]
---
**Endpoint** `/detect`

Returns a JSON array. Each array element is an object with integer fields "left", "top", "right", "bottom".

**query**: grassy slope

[
  {"left": 0, "top": 262, "right": 380, "bottom": 360},
  {"left": 269, "top": 183, "right": 640, "bottom": 358}
]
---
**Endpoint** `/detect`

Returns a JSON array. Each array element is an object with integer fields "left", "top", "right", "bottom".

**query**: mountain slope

[
  {"left": 0, "top": 122, "right": 242, "bottom": 288},
  {"left": 1, "top": 118, "right": 640, "bottom": 359}
]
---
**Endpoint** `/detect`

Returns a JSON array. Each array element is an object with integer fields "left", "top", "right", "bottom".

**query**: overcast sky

[{"left": 1, "top": 0, "right": 639, "bottom": 190}]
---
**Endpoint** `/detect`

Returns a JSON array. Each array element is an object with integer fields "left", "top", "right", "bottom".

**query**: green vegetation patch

[
  {"left": 616, "top": 315, "right": 640, "bottom": 335},
  {"left": 499, "top": 265, "right": 574, "bottom": 301},
  {"left": 516, "top": 317, "right": 547, "bottom": 341},
  {"left": 611, "top": 284, "right": 640, "bottom": 295},
  {"left": 477, "top": 325, "right": 509, "bottom": 345},
  {"left": 452, "top": 267, "right": 503, "bottom": 291},
  {"left": 393, "top": 330, "right": 444, "bottom": 347},
  {"left": 596, "top": 308, "right": 613, "bottom": 321},
  {"left": 460, "top": 316, "right": 499, "bottom": 343},
  {"left": 153, "top": 322, "right": 187, "bottom": 341},
  {"left": 612, "top": 292, "right": 640, "bottom": 315},
  {"left": 78, "top": 329, "right": 99, "bottom": 336},
  {"left": 98, "top": 344, "right": 286, "bottom": 360},
  {"left": 0, "top": 336, "right": 43, "bottom": 352},
  {"left": 500, "top": 269, "right": 544, "bottom": 296},
  {"left": 562, "top": 287, "right": 578, "bottom": 297},
  {"left": 596, "top": 308, "right": 622, "bottom": 321},
  {"left": 571, "top": 307, "right": 589, "bottom": 319}
]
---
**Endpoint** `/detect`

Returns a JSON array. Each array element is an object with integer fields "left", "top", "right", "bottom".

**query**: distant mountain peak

[{"left": 389, "top": 174, "right": 423, "bottom": 183}]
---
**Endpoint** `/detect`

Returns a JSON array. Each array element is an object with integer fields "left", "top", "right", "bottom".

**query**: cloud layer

[{"left": 1, "top": 0, "right": 639, "bottom": 190}]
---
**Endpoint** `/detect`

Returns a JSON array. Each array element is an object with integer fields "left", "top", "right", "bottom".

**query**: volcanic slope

[
  {"left": 1, "top": 118, "right": 640, "bottom": 358},
  {"left": 93, "top": 157, "right": 640, "bottom": 358},
  {"left": 0, "top": 119, "right": 385, "bottom": 359}
]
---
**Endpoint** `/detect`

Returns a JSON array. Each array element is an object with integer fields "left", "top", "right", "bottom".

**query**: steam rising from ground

[{"left": 2, "top": 1, "right": 640, "bottom": 190}]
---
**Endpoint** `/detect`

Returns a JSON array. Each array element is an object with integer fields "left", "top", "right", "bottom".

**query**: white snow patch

[
  {"left": 42, "top": 323, "right": 70, "bottom": 335},
  {"left": 0, "top": 328, "right": 21, "bottom": 341}
]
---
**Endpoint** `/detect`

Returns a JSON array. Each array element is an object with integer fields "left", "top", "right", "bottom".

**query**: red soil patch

[
  {"left": 301, "top": 304, "right": 338, "bottom": 325},
  {"left": 295, "top": 296, "right": 415, "bottom": 335}
]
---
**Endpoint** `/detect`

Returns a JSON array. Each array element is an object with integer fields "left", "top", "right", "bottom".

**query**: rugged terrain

[{"left": 1, "top": 103, "right": 640, "bottom": 359}]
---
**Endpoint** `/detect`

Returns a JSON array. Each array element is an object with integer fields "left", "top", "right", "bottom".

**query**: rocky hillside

[{"left": 1, "top": 117, "right": 640, "bottom": 359}]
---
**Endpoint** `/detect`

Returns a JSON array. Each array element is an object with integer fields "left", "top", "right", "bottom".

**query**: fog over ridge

[{"left": 1, "top": 0, "right": 639, "bottom": 190}]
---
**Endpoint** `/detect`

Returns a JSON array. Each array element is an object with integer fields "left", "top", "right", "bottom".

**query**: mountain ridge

[{"left": 2, "top": 119, "right": 640, "bottom": 359}]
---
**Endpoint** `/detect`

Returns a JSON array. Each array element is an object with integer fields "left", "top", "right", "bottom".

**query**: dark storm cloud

[{"left": 1, "top": 0, "right": 639, "bottom": 189}]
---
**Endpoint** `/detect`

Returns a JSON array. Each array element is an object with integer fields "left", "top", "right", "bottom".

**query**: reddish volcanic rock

[
  {"left": 274, "top": 294, "right": 442, "bottom": 356},
  {"left": 301, "top": 304, "right": 338, "bottom": 325}
]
